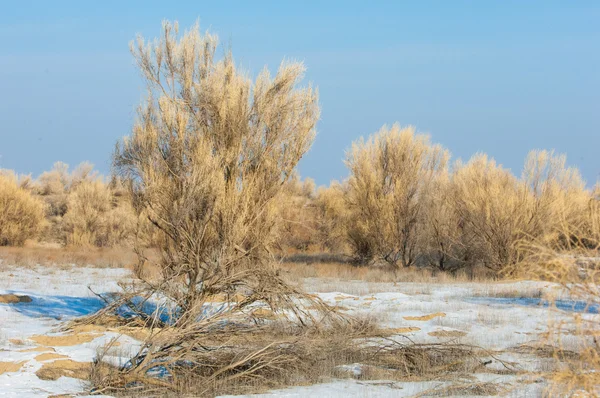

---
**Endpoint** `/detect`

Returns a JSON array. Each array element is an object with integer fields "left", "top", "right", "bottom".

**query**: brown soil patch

[
  {"left": 20, "top": 346, "right": 55, "bottom": 353},
  {"left": 35, "top": 352, "right": 69, "bottom": 362},
  {"left": 9, "top": 339, "right": 25, "bottom": 345},
  {"left": 36, "top": 359, "right": 91, "bottom": 381},
  {"left": 30, "top": 333, "right": 99, "bottom": 346},
  {"left": 0, "top": 294, "right": 32, "bottom": 304},
  {"left": 404, "top": 312, "right": 446, "bottom": 321},
  {"left": 0, "top": 361, "right": 26, "bottom": 375},
  {"left": 363, "top": 297, "right": 377, "bottom": 301},
  {"left": 428, "top": 330, "right": 467, "bottom": 338},
  {"left": 383, "top": 327, "right": 421, "bottom": 334}
]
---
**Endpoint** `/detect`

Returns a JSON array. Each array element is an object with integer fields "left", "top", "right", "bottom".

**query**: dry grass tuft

[
  {"left": 416, "top": 381, "right": 509, "bottom": 397},
  {"left": 0, "top": 245, "right": 147, "bottom": 268}
]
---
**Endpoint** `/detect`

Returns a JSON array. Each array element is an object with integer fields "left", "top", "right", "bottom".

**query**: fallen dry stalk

[{"left": 83, "top": 302, "right": 515, "bottom": 397}]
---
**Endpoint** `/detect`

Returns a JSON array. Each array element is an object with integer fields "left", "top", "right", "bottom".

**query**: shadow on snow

[
  {"left": 1, "top": 291, "right": 230, "bottom": 324},
  {"left": 467, "top": 296, "right": 599, "bottom": 314}
]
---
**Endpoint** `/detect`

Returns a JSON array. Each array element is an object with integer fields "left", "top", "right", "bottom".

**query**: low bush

[
  {"left": 0, "top": 173, "right": 45, "bottom": 246},
  {"left": 62, "top": 180, "right": 136, "bottom": 247}
]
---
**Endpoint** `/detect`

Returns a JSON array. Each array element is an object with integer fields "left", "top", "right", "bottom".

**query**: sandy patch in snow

[
  {"left": 0, "top": 294, "right": 32, "bottom": 304},
  {"left": 29, "top": 333, "right": 101, "bottom": 347},
  {"left": 382, "top": 327, "right": 420, "bottom": 334},
  {"left": 403, "top": 312, "right": 446, "bottom": 321},
  {"left": 19, "top": 346, "right": 56, "bottom": 353},
  {"left": 0, "top": 361, "right": 26, "bottom": 375},
  {"left": 36, "top": 359, "right": 91, "bottom": 381},
  {"left": 34, "top": 353, "right": 69, "bottom": 362}
]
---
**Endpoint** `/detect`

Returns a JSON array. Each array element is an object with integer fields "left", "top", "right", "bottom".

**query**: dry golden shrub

[
  {"left": 345, "top": 124, "right": 449, "bottom": 267},
  {"left": 62, "top": 179, "right": 136, "bottom": 247},
  {"left": 521, "top": 150, "right": 590, "bottom": 246},
  {"left": 0, "top": 173, "right": 45, "bottom": 246},
  {"left": 63, "top": 179, "right": 111, "bottom": 246},
  {"left": 113, "top": 20, "right": 319, "bottom": 313},
  {"left": 37, "top": 161, "right": 70, "bottom": 196},
  {"left": 314, "top": 181, "right": 349, "bottom": 253},
  {"left": 437, "top": 150, "right": 592, "bottom": 275},
  {"left": 445, "top": 154, "right": 529, "bottom": 272},
  {"left": 421, "top": 168, "right": 466, "bottom": 271},
  {"left": 275, "top": 175, "right": 319, "bottom": 251},
  {"left": 69, "top": 161, "right": 98, "bottom": 189},
  {"left": 275, "top": 176, "right": 350, "bottom": 254}
]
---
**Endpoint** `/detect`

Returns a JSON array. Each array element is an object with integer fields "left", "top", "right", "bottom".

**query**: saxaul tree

[
  {"left": 113, "top": 21, "right": 319, "bottom": 321},
  {"left": 345, "top": 124, "right": 449, "bottom": 268}
]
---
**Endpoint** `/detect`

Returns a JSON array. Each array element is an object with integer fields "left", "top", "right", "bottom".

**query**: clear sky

[{"left": 1, "top": 1, "right": 598, "bottom": 186}]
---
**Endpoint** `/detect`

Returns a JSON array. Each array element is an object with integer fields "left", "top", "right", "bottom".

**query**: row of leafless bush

[
  {"left": 0, "top": 163, "right": 144, "bottom": 247},
  {"left": 277, "top": 124, "right": 599, "bottom": 276},
  {"left": 3, "top": 126, "right": 598, "bottom": 278}
]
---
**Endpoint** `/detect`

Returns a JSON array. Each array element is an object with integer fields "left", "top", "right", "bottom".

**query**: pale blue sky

[{"left": 1, "top": 1, "right": 598, "bottom": 185}]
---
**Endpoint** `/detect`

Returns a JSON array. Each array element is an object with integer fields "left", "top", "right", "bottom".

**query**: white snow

[{"left": 0, "top": 263, "right": 594, "bottom": 397}]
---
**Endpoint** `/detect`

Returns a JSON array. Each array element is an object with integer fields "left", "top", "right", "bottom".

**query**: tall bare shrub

[
  {"left": 113, "top": 21, "right": 319, "bottom": 315},
  {"left": 314, "top": 182, "right": 349, "bottom": 253},
  {"left": 0, "top": 173, "right": 45, "bottom": 246},
  {"left": 448, "top": 154, "right": 530, "bottom": 272},
  {"left": 345, "top": 124, "right": 449, "bottom": 267},
  {"left": 422, "top": 169, "right": 468, "bottom": 271},
  {"left": 276, "top": 175, "right": 319, "bottom": 251},
  {"left": 522, "top": 150, "right": 590, "bottom": 247},
  {"left": 38, "top": 161, "right": 70, "bottom": 196}
]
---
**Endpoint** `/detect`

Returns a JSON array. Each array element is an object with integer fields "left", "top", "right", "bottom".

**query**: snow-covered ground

[{"left": 0, "top": 264, "right": 593, "bottom": 397}]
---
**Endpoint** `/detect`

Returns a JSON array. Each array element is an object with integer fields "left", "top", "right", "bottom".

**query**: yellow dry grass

[
  {"left": 0, "top": 245, "right": 145, "bottom": 269},
  {"left": 428, "top": 330, "right": 467, "bottom": 338}
]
